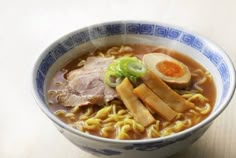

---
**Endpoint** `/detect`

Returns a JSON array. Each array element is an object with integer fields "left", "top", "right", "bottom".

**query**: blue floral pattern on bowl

[{"left": 36, "top": 22, "right": 231, "bottom": 105}]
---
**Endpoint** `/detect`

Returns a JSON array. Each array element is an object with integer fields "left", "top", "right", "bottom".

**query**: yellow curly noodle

[
  {"left": 115, "top": 119, "right": 144, "bottom": 139},
  {"left": 81, "top": 104, "right": 145, "bottom": 139},
  {"left": 106, "top": 46, "right": 133, "bottom": 56},
  {"left": 101, "top": 126, "right": 115, "bottom": 138},
  {"left": 191, "top": 69, "right": 212, "bottom": 92},
  {"left": 117, "top": 124, "right": 131, "bottom": 139},
  {"left": 54, "top": 109, "right": 66, "bottom": 118},
  {"left": 98, "top": 52, "right": 105, "bottom": 57},
  {"left": 48, "top": 45, "right": 215, "bottom": 140},
  {"left": 77, "top": 60, "right": 86, "bottom": 67},
  {"left": 147, "top": 121, "right": 160, "bottom": 138},
  {"left": 70, "top": 105, "right": 80, "bottom": 113},
  {"left": 84, "top": 118, "right": 102, "bottom": 131},
  {"left": 79, "top": 106, "right": 94, "bottom": 120},
  {"left": 95, "top": 106, "right": 112, "bottom": 119},
  {"left": 48, "top": 90, "right": 56, "bottom": 98},
  {"left": 65, "top": 113, "right": 77, "bottom": 121},
  {"left": 195, "top": 103, "right": 211, "bottom": 115},
  {"left": 159, "top": 119, "right": 191, "bottom": 137}
]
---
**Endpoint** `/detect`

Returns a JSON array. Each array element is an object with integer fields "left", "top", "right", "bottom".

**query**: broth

[{"left": 47, "top": 44, "right": 216, "bottom": 140}]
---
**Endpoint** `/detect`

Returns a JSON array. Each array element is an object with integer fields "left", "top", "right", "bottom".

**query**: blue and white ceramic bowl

[{"left": 32, "top": 21, "right": 235, "bottom": 158}]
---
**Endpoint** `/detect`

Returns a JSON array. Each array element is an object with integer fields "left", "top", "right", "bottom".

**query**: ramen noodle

[{"left": 47, "top": 44, "right": 216, "bottom": 140}]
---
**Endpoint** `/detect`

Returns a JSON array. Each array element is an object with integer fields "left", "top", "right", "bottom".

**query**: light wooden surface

[{"left": 0, "top": 0, "right": 235, "bottom": 158}]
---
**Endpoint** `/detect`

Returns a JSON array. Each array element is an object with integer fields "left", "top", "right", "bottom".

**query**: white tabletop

[{"left": 1, "top": 0, "right": 236, "bottom": 158}]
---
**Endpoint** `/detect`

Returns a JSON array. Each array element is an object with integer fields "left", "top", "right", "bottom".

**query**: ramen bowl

[{"left": 32, "top": 21, "right": 235, "bottom": 158}]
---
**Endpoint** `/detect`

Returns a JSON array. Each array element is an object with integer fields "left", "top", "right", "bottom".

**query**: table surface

[{"left": 1, "top": 0, "right": 236, "bottom": 158}]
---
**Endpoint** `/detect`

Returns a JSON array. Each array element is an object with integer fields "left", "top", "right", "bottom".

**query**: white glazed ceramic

[{"left": 32, "top": 21, "right": 235, "bottom": 158}]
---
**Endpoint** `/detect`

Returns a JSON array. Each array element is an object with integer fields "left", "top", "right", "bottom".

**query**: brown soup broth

[{"left": 47, "top": 44, "right": 216, "bottom": 139}]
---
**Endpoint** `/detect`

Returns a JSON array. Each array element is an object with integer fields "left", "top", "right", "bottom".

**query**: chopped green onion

[
  {"left": 120, "top": 59, "right": 147, "bottom": 77},
  {"left": 104, "top": 71, "right": 123, "bottom": 87},
  {"left": 107, "top": 61, "right": 123, "bottom": 77},
  {"left": 128, "top": 75, "right": 138, "bottom": 84},
  {"left": 104, "top": 56, "right": 147, "bottom": 87}
]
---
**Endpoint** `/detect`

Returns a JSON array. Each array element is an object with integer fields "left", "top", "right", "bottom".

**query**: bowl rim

[{"left": 32, "top": 20, "right": 236, "bottom": 144}]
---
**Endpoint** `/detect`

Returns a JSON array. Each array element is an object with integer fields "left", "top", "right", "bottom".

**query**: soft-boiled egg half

[{"left": 143, "top": 53, "right": 191, "bottom": 88}]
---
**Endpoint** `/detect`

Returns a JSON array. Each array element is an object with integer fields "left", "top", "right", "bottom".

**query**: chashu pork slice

[{"left": 57, "top": 56, "right": 118, "bottom": 107}]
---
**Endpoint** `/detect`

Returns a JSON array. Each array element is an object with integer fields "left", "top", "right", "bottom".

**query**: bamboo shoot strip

[
  {"left": 116, "top": 78, "right": 155, "bottom": 127},
  {"left": 133, "top": 84, "right": 177, "bottom": 121},
  {"left": 143, "top": 71, "right": 194, "bottom": 112}
]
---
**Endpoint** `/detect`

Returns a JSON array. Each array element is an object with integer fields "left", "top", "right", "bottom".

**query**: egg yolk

[{"left": 156, "top": 61, "right": 184, "bottom": 77}]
